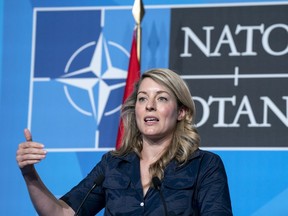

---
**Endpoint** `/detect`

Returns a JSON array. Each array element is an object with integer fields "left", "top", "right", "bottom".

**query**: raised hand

[{"left": 16, "top": 128, "right": 47, "bottom": 169}]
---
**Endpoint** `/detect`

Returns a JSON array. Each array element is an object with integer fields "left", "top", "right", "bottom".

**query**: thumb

[{"left": 24, "top": 128, "right": 33, "bottom": 142}]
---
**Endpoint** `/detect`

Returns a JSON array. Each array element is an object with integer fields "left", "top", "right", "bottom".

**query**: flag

[{"left": 116, "top": 30, "right": 140, "bottom": 149}]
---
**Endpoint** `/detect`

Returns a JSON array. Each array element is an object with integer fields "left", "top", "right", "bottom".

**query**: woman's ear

[{"left": 177, "top": 106, "right": 186, "bottom": 121}]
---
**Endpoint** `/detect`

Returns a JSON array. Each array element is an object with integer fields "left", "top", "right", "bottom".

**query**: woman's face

[{"left": 135, "top": 77, "right": 185, "bottom": 142}]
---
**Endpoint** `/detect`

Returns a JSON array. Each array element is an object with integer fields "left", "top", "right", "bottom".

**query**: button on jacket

[{"left": 61, "top": 149, "right": 232, "bottom": 216}]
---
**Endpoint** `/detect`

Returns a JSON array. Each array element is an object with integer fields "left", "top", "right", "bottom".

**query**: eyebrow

[{"left": 137, "top": 90, "right": 170, "bottom": 96}]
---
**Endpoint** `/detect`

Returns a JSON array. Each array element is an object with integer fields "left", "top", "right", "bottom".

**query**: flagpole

[
  {"left": 115, "top": 0, "right": 144, "bottom": 149},
  {"left": 132, "top": 0, "right": 145, "bottom": 65}
]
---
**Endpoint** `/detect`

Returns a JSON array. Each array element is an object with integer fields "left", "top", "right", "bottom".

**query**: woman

[{"left": 16, "top": 68, "right": 232, "bottom": 215}]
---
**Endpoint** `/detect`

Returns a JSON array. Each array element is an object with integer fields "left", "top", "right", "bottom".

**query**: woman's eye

[
  {"left": 158, "top": 97, "right": 168, "bottom": 101},
  {"left": 137, "top": 97, "right": 146, "bottom": 102}
]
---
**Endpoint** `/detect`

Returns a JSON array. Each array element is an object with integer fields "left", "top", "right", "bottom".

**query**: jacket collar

[
  {"left": 117, "top": 151, "right": 139, "bottom": 163},
  {"left": 116, "top": 148, "right": 201, "bottom": 165}
]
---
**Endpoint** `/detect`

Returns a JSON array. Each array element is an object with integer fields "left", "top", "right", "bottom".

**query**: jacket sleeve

[
  {"left": 197, "top": 152, "right": 233, "bottom": 216},
  {"left": 60, "top": 152, "right": 110, "bottom": 216}
]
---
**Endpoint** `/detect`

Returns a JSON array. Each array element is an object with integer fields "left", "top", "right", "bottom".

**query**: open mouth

[{"left": 144, "top": 117, "right": 159, "bottom": 122}]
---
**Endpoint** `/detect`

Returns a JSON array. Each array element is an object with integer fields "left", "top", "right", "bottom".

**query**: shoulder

[
  {"left": 192, "top": 150, "right": 233, "bottom": 214},
  {"left": 188, "top": 149, "right": 227, "bottom": 179},
  {"left": 199, "top": 149, "right": 222, "bottom": 162},
  {"left": 99, "top": 151, "right": 138, "bottom": 166},
  {"left": 190, "top": 148, "right": 223, "bottom": 165},
  {"left": 195, "top": 149, "right": 228, "bottom": 181}
]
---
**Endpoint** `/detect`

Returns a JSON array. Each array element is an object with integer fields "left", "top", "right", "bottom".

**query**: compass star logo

[
  {"left": 57, "top": 33, "right": 128, "bottom": 123},
  {"left": 29, "top": 8, "right": 135, "bottom": 151},
  {"left": 56, "top": 33, "right": 129, "bottom": 149}
]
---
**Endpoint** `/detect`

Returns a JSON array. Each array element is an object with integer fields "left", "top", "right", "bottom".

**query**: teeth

[{"left": 145, "top": 117, "right": 158, "bottom": 122}]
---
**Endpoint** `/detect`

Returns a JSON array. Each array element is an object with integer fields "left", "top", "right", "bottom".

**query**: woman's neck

[{"left": 141, "top": 137, "right": 171, "bottom": 162}]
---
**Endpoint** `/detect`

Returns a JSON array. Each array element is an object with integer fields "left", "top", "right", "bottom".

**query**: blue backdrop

[{"left": 0, "top": 0, "right": 288, "bottom": 215}]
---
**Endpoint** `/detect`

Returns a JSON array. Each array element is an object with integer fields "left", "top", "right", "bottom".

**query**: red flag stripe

[{"left": 116, "top": 30, "right": 140, "bottom": 149}]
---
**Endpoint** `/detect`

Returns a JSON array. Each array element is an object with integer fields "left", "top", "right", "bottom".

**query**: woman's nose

[{"left": 146, "top": 99, "right": 156, "bottom": 111}]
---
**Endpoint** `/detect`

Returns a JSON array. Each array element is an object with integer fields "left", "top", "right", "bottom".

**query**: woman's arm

[
  {"left": 16, "top": 129, "right": 75, "bottom": 216},
  {"left": 197, "top": 152, "right": 233, "bottom": 216}
]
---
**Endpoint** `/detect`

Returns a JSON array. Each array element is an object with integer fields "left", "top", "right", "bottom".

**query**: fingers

[
  {"left": 16, "top": 129, "right": 47, "bottom": 169},
  {"left": 16, "top": 142, "right": 47, "bottom": 168},
  {"left": 24, "top": 128, "right": 33, "bottom": 142}
]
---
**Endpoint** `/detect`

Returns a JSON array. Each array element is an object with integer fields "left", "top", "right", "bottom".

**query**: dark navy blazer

[{"left": 61, "top": 149, "right": 232, "bottom": 216}]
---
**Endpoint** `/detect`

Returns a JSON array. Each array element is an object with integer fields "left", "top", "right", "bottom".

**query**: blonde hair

[{"left": 112, "top": 68, "right": 200, "bottom": 180}]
